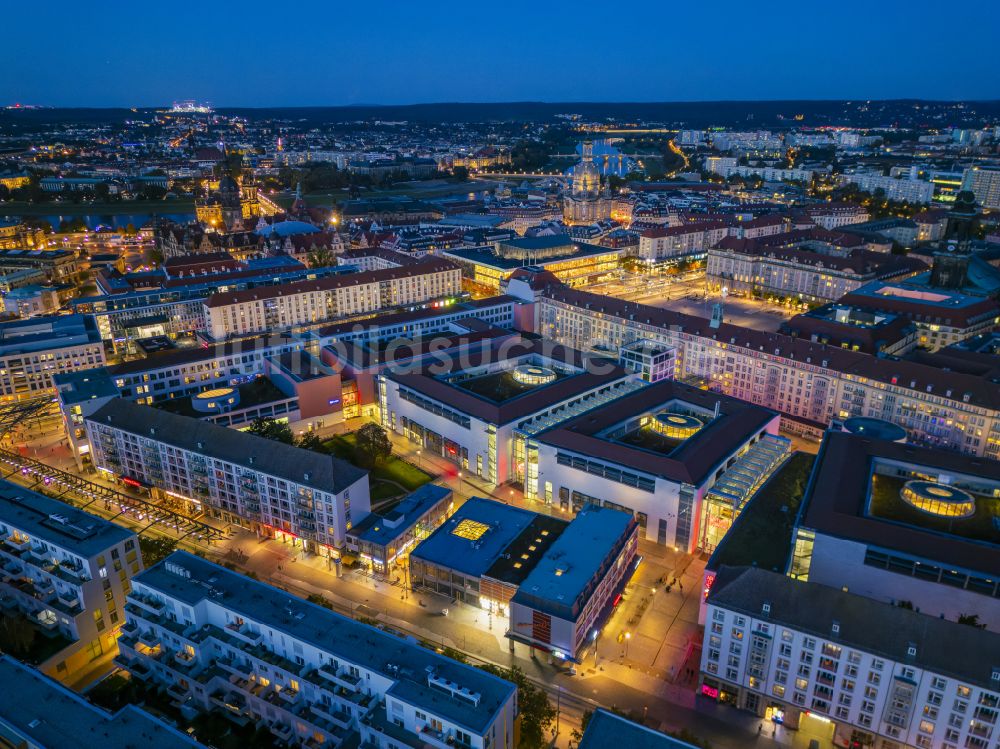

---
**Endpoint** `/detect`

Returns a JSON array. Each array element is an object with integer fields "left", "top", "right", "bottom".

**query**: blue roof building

[{"left": 508, "top": 505, "right": 639, "bottom": 661}]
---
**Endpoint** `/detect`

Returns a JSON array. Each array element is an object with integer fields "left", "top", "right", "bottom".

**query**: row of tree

[{"left": 245, "top": 418, "right": 392, "bottom": 469}]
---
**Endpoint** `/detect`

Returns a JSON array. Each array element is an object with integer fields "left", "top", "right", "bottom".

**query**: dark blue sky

[{"left": 3, "top": 0, "right": 998, "bottom": 107}]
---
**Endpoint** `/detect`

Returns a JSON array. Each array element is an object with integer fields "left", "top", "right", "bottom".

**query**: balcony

[
  {"left": 276, "top": 685, "right": 301, "bottom": 706},
  {"left": 126, "top": 659, "right": 154, "bottom": 681},
  {"left": 31, "top": 610, "right": 58, "bottom": 631},
  {"left": 26, "top": 547, "right": 52, "bottom": 568},
  {"left": 309, "top": 703, "right": 353, "bottom": 730},
  {"left": 269, "top": 721, "right": 295, "bottom": 743},
  {"left": 224, "top": 621, "right": 263, "bottom": 646},
  {"left": 1, "top": 560, "right": 23, "bottom": 582},
  {"left": 166, "top": 682, "right": 192, "bottom": 706},
  {"left": 217, "top": 657, "right": 254, "bottom": 681},
  {"left": 129, "top": 593, "right": 166, "bottom": 615},
  {"left": 317, "top": 665, "right": 361, "bottom": 692},
  {"left": 52, "top": 563, "right": 89, "bottom": 584},
  {"left": 6, "top": 537, "right": 31, "bottom": 553},
  {"left": 173, "top": 649, "right": 198, "bottom": 670},
  {"left": 420, "top": 725, "right": 452, "bottom": 749},
  {"left": 138, "top": 630, "right": 161, "bottom": 649}
]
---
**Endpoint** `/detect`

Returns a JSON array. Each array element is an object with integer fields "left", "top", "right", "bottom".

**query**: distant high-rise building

[{"left": 962, "top": 165, "right": 1000, "bottom": 211}]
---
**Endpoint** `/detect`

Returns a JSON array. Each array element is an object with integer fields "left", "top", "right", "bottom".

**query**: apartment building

[
  {"left": 531, "top": 285, "right": 1000, "bottom": 458},
  {"left": 117, "top": 551, "right": 517, "bottom": 749},
  {"left": 802, "top": 204, "right": 871, "bottom": 230},
  {"left": 85, "top": 399, "right": 370, "bottom": 555},
  {"left": 638, "top": 222, "right": 730, "bottom": 260},
  {"left": 707, "top": 241, "right": 925, "bottom": 303},
  {"left": 838, "top": 173, "right": 935, "bottom": 204},
  {"left": 0, "top": 655, "right": 205, "bottom": 749},
  {"left": 839, "top": 281, "right": 1000, "bottom": 351},
  {"left": 203, "top": 259, "right": 461, "bottom": 339},
  {"left": 716, "top": 164, "right": 820, "bottom": 183},
  {"left": 701, "top": 566, "right": 1000, "bottom": 749},
  {"left": 0, "top": 315, "right": 106, "bottom": 401},
  {"left": 962, "top": 165, "right": 1000, "bottom": 211},
  {"left": 71, "top": 263, "right": 347, "bottom": 353},
  {"left": 54, "top": 336, "right": 306, "bottom": 463},
  {"left": 0, "top": 481, "right": 141, "bottom": 681}
]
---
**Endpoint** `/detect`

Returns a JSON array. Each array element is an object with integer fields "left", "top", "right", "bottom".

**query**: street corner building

[
  {"left": 116, "top": 550, "right": 518, "bottom": 749},
  {"left": 0, "top": 480, "right": 142, "bottom": 683}
]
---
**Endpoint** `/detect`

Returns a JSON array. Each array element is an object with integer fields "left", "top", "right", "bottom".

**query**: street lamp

[
  {"left": 592, "top": 630, "right": 599, "bottom": 667},
  {"left": 624, "top": 631, "right": 631, "bottom": 659}
]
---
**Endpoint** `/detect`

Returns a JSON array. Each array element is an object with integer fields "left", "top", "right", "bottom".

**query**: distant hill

[{"left": 3, "top": 99, "right": 1000, "bottom": 128}]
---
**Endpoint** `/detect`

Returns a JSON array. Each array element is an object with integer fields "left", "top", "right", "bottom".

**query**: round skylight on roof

[
  {"left": 901, "top": 480, "right": 975, "bottom": 518},
  {"left": 653, "top": 412, "right": 703, "bottom": 439},
  {"left": 512, "top": 364, "right": 557, "bottom": 386}
]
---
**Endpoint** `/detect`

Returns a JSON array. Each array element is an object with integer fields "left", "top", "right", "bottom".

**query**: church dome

[
  {"left": 571, "top": 141, "right": 601, "bottom": 199},
  {"left": 218, "top": 173, "right": 239, "bottom": 194}
]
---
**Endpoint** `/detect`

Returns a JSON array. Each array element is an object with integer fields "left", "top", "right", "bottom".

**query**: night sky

[{"left": 4, "top": 0, "right": 998, "bottom": 107}]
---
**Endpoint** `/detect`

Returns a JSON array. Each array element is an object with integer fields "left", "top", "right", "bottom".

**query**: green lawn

[
  {"left": 710, "top": 452, "right": 816, "bottom": 572},
  {"left": 323, "top": 433, "right": 433, "bottom": 500}
]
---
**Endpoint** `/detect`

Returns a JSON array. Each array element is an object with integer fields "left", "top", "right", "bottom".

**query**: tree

[
  {"left": 353, "top": 423, "right": 392, "bottom": 468},
  {"left": 307, "top": 245, "right": 337, "bottom": 268},
  {"left": 139, "top": 536, "right": 178, "bottom": 567},
  {"left": 246, "top": 417, "right": 295, "bottom": 445},
  {"left": 0, "top": 613, "right": 36, "bottom": 656},
  {"left": 296, "top": 432, "right": 324, "bottom": 452},
  {"left": 958, "top": 613, "right": 986, "bottom": 629},
  {"left": 451, "top": 166, "right": 470, "bottom": 181},
  {"left": 477, "top": 664, "right": 555, "bottom": 749},
  {"left": 570, "top": 709, "right": 594, "bottom": 747}
]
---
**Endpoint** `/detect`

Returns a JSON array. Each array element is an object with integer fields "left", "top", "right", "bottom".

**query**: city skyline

[{"left": 3, "top": 0, "right": 1000, "bottom": 107}]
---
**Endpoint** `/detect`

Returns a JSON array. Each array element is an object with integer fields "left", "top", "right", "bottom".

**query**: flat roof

[
  {"left": 799, "top": 432, "right": 1000, "bottom": 575},
  {"left": 0, "top": 480, "right": 134, "bottom": 557},
  {"left": 709, "top": 566, "right": 1000, "bottom": 691},
  {"left": 312, "top": 295, "right": 517, "bottom": 339},
  {"left": 578, "top": 709, "right": 699, "bottom": 749},
  {"left": 271, "top": 350, "right": 331, "bottom": 382},
  {"left": 535, "top": 379, "right": 778, "bottom": 485},
  {"left": 0, "top": 314, "right": 101, "bottom": 355},
  {"left": 411, "top": 497, "right": 544, "bottom": 578},
  {"left": 109, "top": 334, "right": 297, "bottom": 376},
  {"left": 89, "top": 399, "right": 366, "bottom": 495},
  {"left": 386, "top": 337, "right": 629, "bottom": 425},
  {"left": 52, "top": 367, "right": 120, "bottom": 403},
  {"left": 443, "top": 241, "right": 620, "bottom": 271},
  {"left": 511, "top": 506, "right": 634, "bottom": 620},
  {"left": 137, "top": 551, "right": 514, "bottom": 733},
  {"left": 0, "top": 656, "right": 204, "bottom": 749},
  {"left": 350, "top": 484, "right": 452, "bottom": 547}
]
